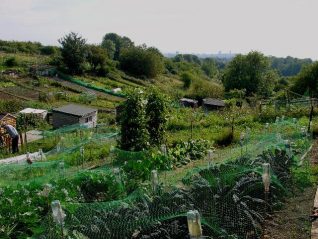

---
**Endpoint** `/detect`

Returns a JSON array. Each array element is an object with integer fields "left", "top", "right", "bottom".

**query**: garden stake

[
  {"left": 187, "top": 210, "right": 202, "bottom": 238},
  {"left": 240, "top": 132, "right": 245, "bottom": 158},
  {"left": 161, "top": 144, "right": 168, "bottom": 180},
  {"left": 80, "top": 146, "right": 84, "bottom": 169},
  {"left": 207, "top": 149, "right": 213, "bottom": 168},
  {"left": 151, "top": 170, "right": 159, "bottom": 193},
  {"left": 39, "top": 148, "right": 43, "bottom": 161},
  {"left": 51, "top": 200, "right": 66, "bottom": 239},
  {"left": 262, "top": 163, "right": 271, "bottom": 214}
]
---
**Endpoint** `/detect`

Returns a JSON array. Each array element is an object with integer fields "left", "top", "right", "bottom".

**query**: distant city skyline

[{"left": 1, "top": 0, "right": 318, "bottom": 60}]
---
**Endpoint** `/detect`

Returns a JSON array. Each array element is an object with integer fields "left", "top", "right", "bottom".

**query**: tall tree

[
  {"left": 201, "top": 58, "right": 218, "bottom": 78},
  {"left": 120, "top": 46, "right": 164, "bottom": 78},
  {"left": 291, "top": 62, "right": 318, "bottom": 97},
  {"left": 101, "top": 39, "right": 116, "bottom": 59},
  {"left": 87, "top": 45, "right": 107, "bottom": 71},
  {"left": 101, "top": 33, "right": 134, "bottom": 60},
  {"left": 222, "top": 51, "right": 275, "bottom": 97},
  {"left": 58, "top": 32, "right": 87, "bottom": 75}
]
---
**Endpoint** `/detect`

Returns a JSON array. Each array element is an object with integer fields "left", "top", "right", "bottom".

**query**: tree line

[{"left": 1, "top": 33, "right": 316, "bottom": 100}]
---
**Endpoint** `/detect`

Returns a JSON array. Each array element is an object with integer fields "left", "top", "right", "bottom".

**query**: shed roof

[
  {"left": 180, "top": 98, "right": 198, "bottom": 104},
  {"left": 203, "top": 98, "right": 225, "bottom": 107},
  {"left": 53, "top": 104, "right": 97, "bottom": 117},
  {"left": 0, "top": 113, "right": 16, "bottom": 121},
  {"left": 20, "top": 108, "right": 48, "bottom": 114}
]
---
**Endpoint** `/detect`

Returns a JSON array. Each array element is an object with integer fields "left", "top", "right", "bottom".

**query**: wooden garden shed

[
  {"left": 180, "top": 98, "right": 198, "bottom": 108},
  {"left": 202, "top": 98, "right": 225, "bottom": 111},
  {"left": 52, "top": 104, "right": 98, "bottom": 129}
]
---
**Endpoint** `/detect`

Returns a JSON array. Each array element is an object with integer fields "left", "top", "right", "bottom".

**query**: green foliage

[
  {"left": 223, "top": 51, "right": 276, "bottom": 97},
  {"left": 16, "top": 113, "right": 48, "bottom": 133},
  {"left": 101, "top": 33, "right": 134, "bottom": 60},
  {"left": 86, "top": 44, "right": 107, "bottom": 72},
  {"left": 270, "top": 56, "right": 312, "bottom": 77},
  {"left": 214, "top": 127, "right": 234, "bottom": 146},
  {"left": 291, "top": 62, "right": 318, "bottom": 97},
  {"left": 74, "top": 171, "right": 125, "bottom": 201},
  {"left": 0, "top": 40, "right": 42, "bottom": 54},
  {"left": 146, "top": 89, "right": 168, "bottom": 146},
  {"left": 58, "top": 32, "right": 87, "bottom": 75},
  {"left": 4, "top": 57, "right": 18, "bottom": 67},
  {"left": 40, "top": 46, "right": 58, "bottom": 55},
  {"left": 259, "top": 105, "right": 316, "bottom": 123},
  {"left": 0, "top": 169, "right": 125, "bottom": 238},
  {"left": 120, "top": 88, "right": 168, "bottom": 150},
  {"left": 120, "top": 45, "right": 164, "bottom": 79},
  {"left": 174, "top": 54, "right": 201, "bottom": 65},
  {"left": 187, "top": 78, "right": 224, "bottom": 100},
  {"left": 169, "top": 139, "right": 210, "bottom": 167},
  {"left": 201, "top": 58, "right": 218, "bottom": 78},
  {"left": 120, "top": 89, "right": 150, "bottom": 151},
  {"left": 120, "top": 150, "right": 171, "bottom": 182},
  {"left": 101, "top": 39, "right": 116, "bottom": 59},
  {"left": 78, "top": 92, "right": 97, "bottom": 104},
  {"left": 0, "top": 99, "right": 24, "bottom": 113},
  {"left": 180, "top": 71, "right": 195, "bottom": 89}
]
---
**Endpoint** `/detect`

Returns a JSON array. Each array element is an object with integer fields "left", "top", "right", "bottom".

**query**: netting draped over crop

[
  {"left": 0, "top": 124, "right": 119, "bottom": 186},
  {"left": 0, "top": 119, "right": 312, "bottom": 238},
  {"left": 39, "top": 119, "right": 312, "bottom": 239}
]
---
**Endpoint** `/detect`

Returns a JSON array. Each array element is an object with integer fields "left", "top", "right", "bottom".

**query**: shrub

[
  {"left": 312, "top": 124, "right": 318, "bottom": 138},
  {"left": 120, "top": 89, "right": 150, "bottom": 151},
  {"left": 169, "top": 139, "right": 210, "bottom": 167},
  {"left": 40, "top": 46, "right": 58, "bottom": 55},
  {"left": 4, "top": 57, "right": 18, "bottom": 67},
  {"left": 214, "top": 127, "right": 234, "bottom": 146},
  {"left": 120, "top": 46, "right": 164, "bottom": 78},
  {"left": 180, "top": 71, "right": 195, "bottom": 89},
  {"left": 187, "top": 79, "right": 224, "bottom": 100},
  {"left": 146, "top": 89, "right": 168, "bottom": 146}
]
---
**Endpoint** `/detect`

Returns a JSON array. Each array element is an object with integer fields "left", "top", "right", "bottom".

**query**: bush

[
  {"left": 214, "top": 127, "right": 234, "bottom": 146},
  {"left": 40, "top": 46, "right": 58, "bottom": 55},
  {"left": 180, "top": 71, "right": 195, "bottom": 89},
  {"left": 169, "top": 139, "right": 211, "bottom": 167},
  {"left": 4, "top": 57, "right": 18, "bottom": 67},
  {"left": 312, "top": 124, "right": 318, "bottom": 138},
  {"left": 120, "top": 46, "right": 164, "bottom": 78},
  {"left": 187, "top": 79, "right": 224, "bottom": 100}
]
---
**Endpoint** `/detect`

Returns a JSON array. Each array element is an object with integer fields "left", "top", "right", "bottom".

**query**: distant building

[
  {"left": 202, "top": 98, "right": 225, "bottom": 111},
  {"left": 180, "top": 98, "right": 198, "bottom": 108},
  {"left": 52, "top": 104, "right": 97, "bottom": 129},
  {"left": 19, "top": 108, "right": 48, "bottom": 120}
]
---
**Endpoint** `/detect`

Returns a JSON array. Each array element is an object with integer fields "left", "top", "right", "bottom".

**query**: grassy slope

[{"left": 0, "top": 52, "right": 184, "bottom": 109}]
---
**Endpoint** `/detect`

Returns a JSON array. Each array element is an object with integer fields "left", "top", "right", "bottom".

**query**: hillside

[{"left": 0, "top": 50, "right": 184, "bottom": 124}]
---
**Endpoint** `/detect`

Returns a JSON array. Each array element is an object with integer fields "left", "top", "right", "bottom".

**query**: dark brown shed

[{"left": 202, "top": 98, "right": 225, "bottom": 111}]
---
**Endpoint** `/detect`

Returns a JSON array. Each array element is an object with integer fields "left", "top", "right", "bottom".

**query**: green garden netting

[{"left": 28, "top": 118, "right": 312, "bottom": 239}]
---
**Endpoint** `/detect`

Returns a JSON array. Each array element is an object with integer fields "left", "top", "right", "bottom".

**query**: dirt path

[
  {"left": 262, "top": 187, "right": 315, "bottom": 239},
  {"left": 262, "top": 141, "right": 318, "bottom": 239}
]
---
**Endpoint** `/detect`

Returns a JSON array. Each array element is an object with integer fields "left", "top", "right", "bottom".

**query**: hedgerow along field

[{"left": 0, "top": 114, "right": 315, "bottom": 238}]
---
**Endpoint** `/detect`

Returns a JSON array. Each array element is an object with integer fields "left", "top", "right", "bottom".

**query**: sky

[{"left": 0, "top": 0, "right": 317, "bottom": 59}]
